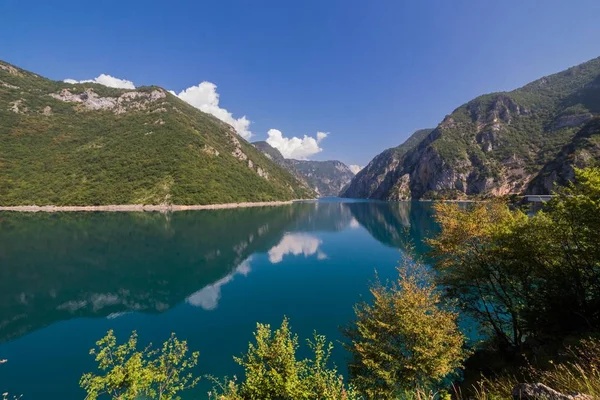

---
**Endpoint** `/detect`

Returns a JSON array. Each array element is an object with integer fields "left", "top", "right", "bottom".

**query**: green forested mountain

[
  {"left": 343, "top": 56, "right": 600, "bottom": 199},
  {"left": 0, "top": 61, "right": 314, "bottom": 206}
]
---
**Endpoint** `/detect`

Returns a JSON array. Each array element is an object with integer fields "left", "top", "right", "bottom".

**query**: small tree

[
  {"left": 343, "top": 260, "right": 468, "bottom": 399},
  {"left": 80, "top": 330, "right": 199, "bottom": 400},
  {"left": 210, "top": 317, "right": 358, "bottom": 400},
  {"left": 429, "top": 168, "right": 600, "bottom": 347},
  {"left": 428, "top": 200, "right": 530, "bottom": 350}
]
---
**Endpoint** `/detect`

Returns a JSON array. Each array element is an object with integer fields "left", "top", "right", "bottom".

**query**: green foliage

[
  {"left": 209, "top": 317, "right": 358, "bottom": 400},
  {"left": 0, "top": 60, "right": 314, "bottom": 206},
  {"left": 343, "top": 260, "right": 468, "bottom": 399},
  {"left": 430, "top": 168, "right": 600, "bottom": 349},
  {"left": 390, "top": 129, "right": 434, "bottom": 159},
  {"left": 80, "top": 330, "right": 199, "bottom": 400},
  {"left": 428, "top": 200, "right": 531, "bottom": 349}
]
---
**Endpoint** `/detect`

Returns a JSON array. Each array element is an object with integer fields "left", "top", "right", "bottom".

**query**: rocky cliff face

[
  {"left": 288, "top": 159, "right": 354, "bottom": 197},
  {"left": 342, "top": 129, "right": 433, "bottom": 199},
  {"left": 343, "top": 56, "right": 600, "bottom": 200},
  {"left": 252, "top": 141, "right": 355, "bottom": 197}
]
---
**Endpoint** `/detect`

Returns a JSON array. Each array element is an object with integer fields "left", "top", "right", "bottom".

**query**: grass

[{"left": 463, "top": 338, "right": 600, "bottom": 399}]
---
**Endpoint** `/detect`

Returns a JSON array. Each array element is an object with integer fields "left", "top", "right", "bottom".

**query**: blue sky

[{"left": 1, "top": 0, "right": 599, "bottom": 167}]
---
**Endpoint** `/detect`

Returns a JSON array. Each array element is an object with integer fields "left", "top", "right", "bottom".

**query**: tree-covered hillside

[{"left": 0, "top": 61, "right": 315, "bottom": 206}]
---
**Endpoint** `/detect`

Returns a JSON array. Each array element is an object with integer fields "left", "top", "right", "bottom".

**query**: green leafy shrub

[
  {"left": 343, "top": 260, "right": 468, "bottom": 399},
  {"left": 80, "top": 330, "right": 199, "bottom": 400},
  {"left": 209, "top": 317, "right": 358, "bottom": 400}
]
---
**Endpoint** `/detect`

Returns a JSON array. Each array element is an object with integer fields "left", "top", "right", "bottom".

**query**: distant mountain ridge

[
  {"left": 342, "top": 56, "right": 600, "bottom": 200},
  {"left": 252, "top": 141, "right": 355, "bottom": 196},
  {"left": 0, "top": 60, "right": 315, "bottom": 206}
]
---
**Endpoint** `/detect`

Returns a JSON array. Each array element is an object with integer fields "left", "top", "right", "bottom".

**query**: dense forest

[{"left": 0, "top": 61, "right": 314, "bottom": 206}]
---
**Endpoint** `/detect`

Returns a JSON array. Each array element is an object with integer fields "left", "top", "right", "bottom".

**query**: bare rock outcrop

[
  {"left": 0, "top": 80, "right": 19, "bottom": 89},
  {"left": 9, "top": 99, "right": 27, "bottom": 114},
  {"left": 551, "top": 113, "right": 593, "bottom": 131},
  {"left": 232, "top": 147, "right": 248, "bottom": 161},
  {"left": 49, "top": 88, "right": 167, "bottom": 114},
  {"left": 0, "top": 63, "right": 22, "bottom": 76}
]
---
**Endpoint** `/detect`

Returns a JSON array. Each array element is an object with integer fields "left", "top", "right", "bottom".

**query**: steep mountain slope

[
  {"left": 342, "top": 129, "right": 433, "bottom": 199},
  {"left": 0, "top": 61, "right": 314, "bottom": 206},
  {"left": 252, "top": 141, "right": 355, "bottom": 196},
  {"left": 527, "top": 118, "right": 600, "bottom": 194},
  {"left": 343, "top": 56, "right": 600, "bottom": 200},
  {"left": 251, "top": 140, "right": 311, "bottom": 190}
]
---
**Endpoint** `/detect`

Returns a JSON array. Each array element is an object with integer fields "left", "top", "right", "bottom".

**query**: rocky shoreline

[{"left": 0, "top": 200, "right": 303, "bottom": 213}]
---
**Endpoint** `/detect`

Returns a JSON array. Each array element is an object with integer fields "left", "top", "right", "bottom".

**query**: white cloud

[
  {"left": 317, "top": 131, "right": 328, "bottom": 141},
  {"left": 64, "top": 74, "right": 136, "bottom": 89},
  {"left": 268, "top": 233, "right": 326, "bottom": 263},
  {"left": 349, "top": 165, "right": 363, "bottom": 174},
  {"left": 173, "top": 82, "right": 252, "bottom": 140},
  {"left": 266, "top": 129, "right": 328, "bottom": 160},
  {"left": 186, "top": 257, "right": 252, "bottom": 311}
]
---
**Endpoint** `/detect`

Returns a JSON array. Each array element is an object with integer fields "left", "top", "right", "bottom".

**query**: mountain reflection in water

[{"left": 0, "top": 200, "right": 438, "bottom": 399}]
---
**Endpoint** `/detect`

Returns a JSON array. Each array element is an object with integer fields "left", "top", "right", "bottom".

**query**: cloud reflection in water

[
  {"left": 268, "top": 233, "right": 327, "bottom": 264},
  {"left": 186, "top": 257, "right": 252, "bottom": 310}
]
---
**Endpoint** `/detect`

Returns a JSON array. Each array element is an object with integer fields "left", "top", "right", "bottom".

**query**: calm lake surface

[{"left": 0, "top": 199, "right": 440, "bottom": 399}]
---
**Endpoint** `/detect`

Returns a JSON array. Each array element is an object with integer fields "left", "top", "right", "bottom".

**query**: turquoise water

[{"left": 0, "top": 199, "right": 439, "bottom": 399}]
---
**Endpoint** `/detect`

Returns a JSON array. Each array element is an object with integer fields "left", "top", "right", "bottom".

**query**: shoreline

[{"left": 0, "top": 200, "right": 307, "bottom": 213}]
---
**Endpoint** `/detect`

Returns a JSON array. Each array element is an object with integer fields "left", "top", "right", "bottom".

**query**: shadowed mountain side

[
  {"left": 0, "top": 206, "right": 306, "bottom": 343},
  {"left": 527, "top": 118, "right": 600, "bottom": 194}
]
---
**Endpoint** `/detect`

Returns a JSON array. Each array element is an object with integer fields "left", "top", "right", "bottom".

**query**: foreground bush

[
  {"left": 430, "top": 167, "right": 600, "bottom": 353},
  {"left": 80, "top": 330, "right": 199, "bottom": 400},
  {"left": 343, "top": 260, "right": 468, "bottom": 399},
  {"left": 209, "top": 317, "right": 358, "bottom": 400}
]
